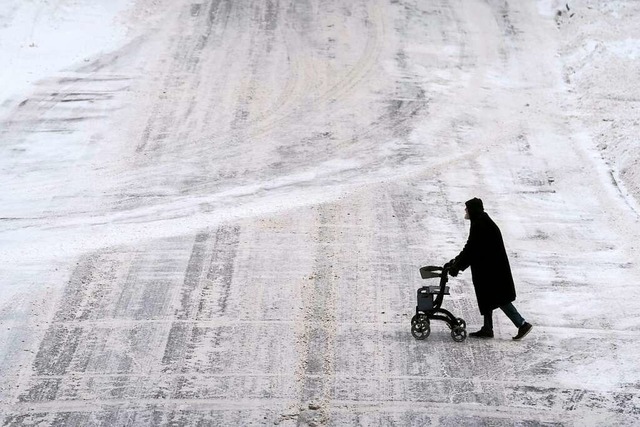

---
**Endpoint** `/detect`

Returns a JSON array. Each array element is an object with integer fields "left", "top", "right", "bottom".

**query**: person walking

[{"left": 447, "top": 198, "right": 532, "bottom": 340}]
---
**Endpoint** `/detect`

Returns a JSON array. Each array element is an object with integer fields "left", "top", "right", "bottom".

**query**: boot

[
  {"left": 469, "top": 327, "right": 494, "bottom": 338},
  {"left": 512, "top": 322, "right": 533, "bottom": 340}
]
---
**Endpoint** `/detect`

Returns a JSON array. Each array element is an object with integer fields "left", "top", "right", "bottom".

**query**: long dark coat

[{"left": 453, "top": 211, "right": 516, "bottom": 315}]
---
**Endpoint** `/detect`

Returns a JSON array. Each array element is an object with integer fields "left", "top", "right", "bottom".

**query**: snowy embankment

[
  {"left": 554, "top": 0, "right": 640, "bottom": 210},
  {"left": 0, "top": 1, "right": 131, "bottom": 107},
  {"left": 0, "top": 1, "right": 134, "bottom": 304}
]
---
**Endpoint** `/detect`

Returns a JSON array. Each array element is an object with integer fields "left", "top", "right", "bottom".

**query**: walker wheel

[
  {"left": 411, "top": 314, "right": 428, "bottom": 326},
  {"left": 410, "top": 314, "right": 420, "bottom": 327},
  {"left": 451, "top": 326, "right": 467, "bottom": 342},
  {"left": 411, "top": 318, "right": 431, "bottom": 340}
]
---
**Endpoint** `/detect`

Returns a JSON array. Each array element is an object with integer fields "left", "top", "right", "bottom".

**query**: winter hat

[{"left": 465, "top": 198, "right": 484, "bottom": 218}]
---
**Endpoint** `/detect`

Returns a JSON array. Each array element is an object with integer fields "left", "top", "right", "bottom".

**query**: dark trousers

[{"left": 484, "top": 302, "right": 525, "bottom": 330}]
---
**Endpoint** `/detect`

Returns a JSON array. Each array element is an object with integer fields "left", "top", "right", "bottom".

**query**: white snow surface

[
  {"left": 0, "top": 0, "right": 131, "bottom": 105},
  {"left": 1, "top": 0, "right": 640, "bottom": 425}
]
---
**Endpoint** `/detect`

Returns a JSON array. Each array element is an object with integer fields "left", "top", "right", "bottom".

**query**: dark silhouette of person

[{"left": 448, "top": 198, "right": 532, "bottom": 340}]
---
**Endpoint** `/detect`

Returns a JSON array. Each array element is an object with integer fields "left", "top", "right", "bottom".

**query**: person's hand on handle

[{"left": 447, "top": 259, "right": 459, "bottom": 277}]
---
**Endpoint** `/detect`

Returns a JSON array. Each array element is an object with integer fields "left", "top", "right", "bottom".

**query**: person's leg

[
  {"left": 470, "top": 310, "right": 495, "bottom": 338},
  {"left": 483, "top": 310, "right": 494, "bottom": 331},
  {"left": 499, "top": 302, "right": 525, "bottom": 328}
]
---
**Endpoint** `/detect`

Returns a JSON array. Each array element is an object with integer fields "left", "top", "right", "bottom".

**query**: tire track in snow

[
  {"left": 134, "top": 0, "right": 233, "bottom": 154},
  {"left": 295, "top": 204, "right": 339, "bottom": 421},
  {"left": 160, "top": 226, "right": 240, "bottom": 377}
]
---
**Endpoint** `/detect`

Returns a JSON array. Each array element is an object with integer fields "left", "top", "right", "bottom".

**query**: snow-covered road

[{"left": 1, "top": 0, "right": 640, "bottom": 425}]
